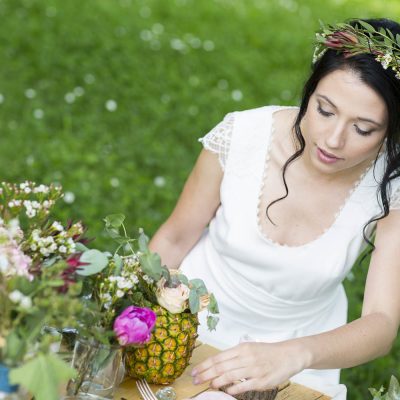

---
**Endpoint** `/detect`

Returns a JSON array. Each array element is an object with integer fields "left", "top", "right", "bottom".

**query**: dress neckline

[{"left": 255, "top": 105, "right": 375, "bottom": 249}]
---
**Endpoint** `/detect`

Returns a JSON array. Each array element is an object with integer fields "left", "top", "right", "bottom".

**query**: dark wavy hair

[{"left": 266, "top": 18, "right": 400, "bottom": 253}]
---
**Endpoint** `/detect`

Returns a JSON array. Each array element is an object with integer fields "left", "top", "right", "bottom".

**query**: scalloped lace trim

[
  {"left": 198, "top": 113, "right": 234, "bottom": 171},
  {"left": 256, "top": 110, "right": 374, "bottom": 249}
]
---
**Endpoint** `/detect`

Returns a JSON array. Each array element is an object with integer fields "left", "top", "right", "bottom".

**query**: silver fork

[{"left": 136, "top": 379, "right": 158, "bottom": 400}]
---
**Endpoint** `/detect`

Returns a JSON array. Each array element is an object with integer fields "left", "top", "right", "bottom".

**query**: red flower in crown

[{"left": 325, "top": 30, "right": 359, "bottom": 49}]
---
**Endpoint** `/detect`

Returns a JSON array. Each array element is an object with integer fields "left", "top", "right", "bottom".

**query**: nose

[{"left": 325, "top": 120, "right": 346, "bottom": 150}]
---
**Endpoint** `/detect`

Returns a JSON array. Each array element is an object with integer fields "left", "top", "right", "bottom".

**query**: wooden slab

[{"left": 116, "top": 344, "right": 331, "bottom": 400}]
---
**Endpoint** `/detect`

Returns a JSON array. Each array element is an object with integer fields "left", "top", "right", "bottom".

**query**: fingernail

[
  {"left": 193, "top": 377, "right": 200, "bottom": 385},
  {"left": 191, "top": 369, "right": 197, "bottom": 377}
]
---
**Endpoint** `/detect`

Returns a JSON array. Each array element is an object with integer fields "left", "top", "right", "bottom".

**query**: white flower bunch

[{"left": 9, "top": 290, "right": 32, "bottom": 309}]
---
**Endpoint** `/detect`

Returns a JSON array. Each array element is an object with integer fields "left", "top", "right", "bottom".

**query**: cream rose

[{"left": 156, "top": 277, "right": 190, "bottom": 314}]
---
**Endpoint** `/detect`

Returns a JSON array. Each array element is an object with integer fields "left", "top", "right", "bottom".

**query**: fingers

[{"left": 191, "top": 346, "right": 240, "bottom": 378}]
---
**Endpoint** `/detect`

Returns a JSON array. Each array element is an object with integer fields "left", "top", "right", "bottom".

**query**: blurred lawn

[{"left": 0, "top": 0, "right": 399, "bottom": 397}]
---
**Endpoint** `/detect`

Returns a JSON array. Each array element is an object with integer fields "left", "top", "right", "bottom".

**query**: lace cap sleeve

[
  {"left": 198, "top": 112, "right": 234, "bottom": 171},
  {"left": 390, "top": 186, "right": 400, "bottom": 210}
]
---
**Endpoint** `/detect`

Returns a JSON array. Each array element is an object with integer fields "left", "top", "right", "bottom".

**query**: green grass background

[{"left": 1, "top": 0, "right": 399, "bottom": 397}]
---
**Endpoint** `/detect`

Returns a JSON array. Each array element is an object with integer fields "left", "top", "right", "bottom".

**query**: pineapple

[{"left": 125, "top": 305, "right": 199, "bottom": 384}]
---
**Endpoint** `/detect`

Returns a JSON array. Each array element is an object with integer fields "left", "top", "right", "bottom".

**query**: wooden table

[{"left": 116, "top": 344, "right": 331, "bottom": 400}]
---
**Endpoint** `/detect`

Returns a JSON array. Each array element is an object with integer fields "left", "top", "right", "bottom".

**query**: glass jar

[{"left": 65, "top": 338, "right": 123, "bottom": 400}]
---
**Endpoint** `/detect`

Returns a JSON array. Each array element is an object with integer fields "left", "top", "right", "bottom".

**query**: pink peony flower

[{"left": 113, "top": 306, "right": 156, "bottom": 346}]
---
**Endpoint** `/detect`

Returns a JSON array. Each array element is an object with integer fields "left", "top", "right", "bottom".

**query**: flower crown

[{"left": 313, "top": 20, "right": 400, "bottom": 80}]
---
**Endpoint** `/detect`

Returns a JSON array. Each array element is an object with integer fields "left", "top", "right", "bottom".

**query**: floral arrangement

[
  {"left": 370, "top": 375, "right": 400, "bottom": 399},
  {"left": 313, "top": 20, "right": 400, "bottom": 79},
  {"left": 0, "top": 181, "right": 96, "bottom": 400},
  {"left": 71, "top": 213, "right": 219, "bottom": 386},
  {"left": 77, "top": 213, "right": 219, "bottom": 341}
]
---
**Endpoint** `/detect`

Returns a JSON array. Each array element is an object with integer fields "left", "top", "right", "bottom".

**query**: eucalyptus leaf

[
  {"left": 208, "top": 293, "right": 219, "bottom": 314},
  {"left": 138, "top": 230, "right": 150, "bottom": 252},
  {"left": 161, "top": 267, "right": 171, "bottom": 282},
  {"left": 189, "top": 279, "right": 208, "bottom": 296},
  {"left": 189, "top": 289, "right": 200, "bottom": 313},
  {"left": 207, "top": 315, "right": 219, "bottom": 331},
  {"left": 76, "top": 250, "right": 109, "bottom": 276},
  {"left": 4, "top": 331, "right": 26, "bottom": 362},
  {"left": 138, "top": 252, "right": 163, "bottom": 281},
  {"left": 104, "top": 214, "right": 125, "bottom": 229},
  {"left": 9, "top": 353, "right": 76, "bottom": 400},
  {"left": 105, "top": 227, "right": 123, "bottom": 240},
  {"left": 75, "top": 242, "right": 89, "bottom": 252},
  {"left": 41, "top": 256, "right": 58, "bottom": 267},
  {"left": 113, "top": 254, "right": 123, "bottom": 275},
  {"left": 178, "top": 274, "right": 189, "bottom": 286}
]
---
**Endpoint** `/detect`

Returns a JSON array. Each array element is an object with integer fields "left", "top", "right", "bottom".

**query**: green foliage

[
  {"left": 369, "top": 376, "right": 400, "bottom": 399},
  {"left": 77, "top": 249, "right": 109, "bottom": 276},
  {"left": 9, "top": 353, "right": 76, "bottom": 400}
]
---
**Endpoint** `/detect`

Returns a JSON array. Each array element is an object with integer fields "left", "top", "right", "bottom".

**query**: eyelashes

[
  {"left": 316, "top": 104, "right": 373, "bottom": 136},
  {"left": 317, "top": 105, "right": 333, "bottom": 117}
]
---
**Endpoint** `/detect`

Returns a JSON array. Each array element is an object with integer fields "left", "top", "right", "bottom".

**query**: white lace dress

[{"left": 179, "top": 105, "right": 400, "bottom": 394}]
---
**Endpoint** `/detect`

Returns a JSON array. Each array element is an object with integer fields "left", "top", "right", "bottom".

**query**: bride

[{"left": 149, "top": 18, "right": 400, "bottom": 397}]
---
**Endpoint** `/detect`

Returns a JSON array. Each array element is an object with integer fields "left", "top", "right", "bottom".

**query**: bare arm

[
  {"left": 297, "top": 209, "right": 400, "bottom": 369},
  {"left": 149, "top": 149, "right": 223, "bottom": 268},
  {"left": 192, "top": 210, "right": 400, "bottom": 393}
]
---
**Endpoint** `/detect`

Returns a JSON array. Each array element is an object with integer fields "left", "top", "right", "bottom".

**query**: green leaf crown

[{"left": 313, "top": 20, "right": 400, "bottom": 80}]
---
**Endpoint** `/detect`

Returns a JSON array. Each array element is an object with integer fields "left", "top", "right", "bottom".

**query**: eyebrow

[{"left": 316, "top": 94, "right": 383, "bottom": 128}]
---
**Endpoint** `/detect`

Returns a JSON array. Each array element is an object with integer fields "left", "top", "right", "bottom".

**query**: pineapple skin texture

[{"left": 124, "top": 305, "right": 199, "bottom": 384}]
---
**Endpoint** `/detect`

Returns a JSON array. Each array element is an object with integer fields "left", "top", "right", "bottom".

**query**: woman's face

[{"left": 300, "top": 68, "right": 388, "bottom": 178}]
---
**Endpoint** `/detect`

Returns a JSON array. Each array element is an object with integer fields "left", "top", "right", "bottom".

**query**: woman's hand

[{"left": 191, "top": 341, "right": 310, "bottom": 395}]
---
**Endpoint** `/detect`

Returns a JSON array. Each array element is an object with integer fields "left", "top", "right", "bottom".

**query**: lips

[{"left": 318, "top": 147, "right": 342, "bottom": 160}]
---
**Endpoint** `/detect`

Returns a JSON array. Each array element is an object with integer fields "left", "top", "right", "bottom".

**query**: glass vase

[
  {"left": 65, "top": 338, "right": 123, "bottom": 400},
  {"left": 0, "top": 363, "right": 24, "bottom": 400}
]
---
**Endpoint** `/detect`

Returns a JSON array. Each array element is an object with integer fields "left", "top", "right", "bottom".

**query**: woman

[{"left": 149, "top": 18, "right": 400, "bottom": 396}]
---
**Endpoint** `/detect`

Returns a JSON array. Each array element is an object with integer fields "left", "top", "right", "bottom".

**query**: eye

[
  {"left": 317, "top": 105, "right": 334, "bottom": 117},
  {"left": 354, "top": 124, "right": 373, "bottom": 136}
]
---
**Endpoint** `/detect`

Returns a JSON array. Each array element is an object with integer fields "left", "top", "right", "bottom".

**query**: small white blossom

[
  {"left": 142, "top": 274, "right": 154, "bottom": 284},
  {"left": 30, "top": 244, "right": 37, "bottom": 251},
  {"left": 116, "top": 289, "right": 124, "bottom": 298},
  {"left": 34, "top": 184, "right": 49, "bottom": 194},
  {"left": 101, "top": 293, "right": 112, "bottom": 301},
  {"left": 59, "top": 245, "right": 67, "bottom": 253},
  {"left": 9, "top": 290, "right": 23, "bottom": 303},
  {"left": 26, "top": 209, "right": 36, "bottom": 218},
  {"left": 20, "top": 296, "right": 32, "bottom": 309},
  {"left": 0, "top": 254, "right": 8, "bottom": 272},
  {"left": 52, "top": 221, "right": 64, "bottom": 232}
]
